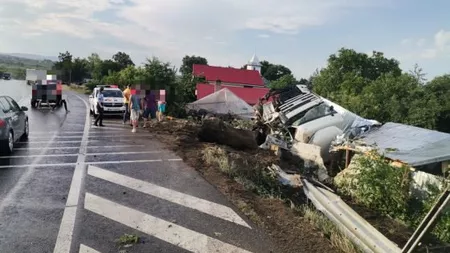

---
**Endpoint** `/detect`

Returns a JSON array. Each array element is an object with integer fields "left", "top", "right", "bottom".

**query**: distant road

[{"left": 0, "top": 79, "right": 30, "bottom": 105}]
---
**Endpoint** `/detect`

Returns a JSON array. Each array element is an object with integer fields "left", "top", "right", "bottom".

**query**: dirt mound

[{"left": 148, "top": 119, "right": 338, "bottom": 253}]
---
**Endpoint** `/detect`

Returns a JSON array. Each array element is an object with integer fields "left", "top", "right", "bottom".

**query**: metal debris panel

[{"left": 356, "top": 122, "right": 450, "bottom": 166}]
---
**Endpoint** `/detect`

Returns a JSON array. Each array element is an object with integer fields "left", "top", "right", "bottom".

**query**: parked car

[
  {"left": 0, "top": 96, "right": 29, "bottom": 154},
  {"left": 89, "top": 85, "right": 125, "bottom": 116}
]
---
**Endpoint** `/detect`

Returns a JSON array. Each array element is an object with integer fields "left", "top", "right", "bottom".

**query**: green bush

[
  {"left": 85, "top": 80, "right": 102, "bottom": 92},
  {"left": 336, "top": 152, "right": 450, "bottom": 243}
]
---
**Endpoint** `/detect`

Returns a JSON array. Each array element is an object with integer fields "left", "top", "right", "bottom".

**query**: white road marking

[
  {"left": 14, "top": 144, "right": 145, "bottom": 151},
  {"left": 84, "top": 193, "right": 253, "bottom": 253},
  {"left": 0, "top": 153, "right": 78, "bottom": 159},
  {"left": 88, "top": 166, "right": 250, "bottom": 228},
  {"left": 0, "top": 163, "right": 77, "bottom": 168},
  {"left": 168, "top": 158, "right": 183, "bottom": 162},
  {"left": 86, "top": 159, "right": 162, "bottom": 165},
  {"left": 86, "top": 151, "right": 161, "bottom": 156},
  {"left": 90, "top": 126, "right": 126, "bottom": 131},
  {"left": 87, "top": 145, "right": 145, "bottom": 149},
  {"left": 88, "top": 135, "right": 153, "bottom": 139},
  {"left": 17, "top": 140, "right": 100, "bottom": 144},
  {"left": 29, "top": 136, "right": 83, "bottom": 139},
  {"left": 54, "top": 94, "right": 91, "bottom": 253},
  {"left": 27, "top": 134, "right": 152, "bottom": 140},
  {"left": 79, "top": 244, "right": 102, "bottom": 253},
  {"left": 0, "top": 158, "right": 166, "bottom": 168}
]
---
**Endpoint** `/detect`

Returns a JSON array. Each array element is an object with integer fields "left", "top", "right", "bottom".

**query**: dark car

[
  {"left": 2, "top": 73, "right": 11, "bottom": 80},
  {"left": 0, "top": 96, "right": 29, "bottom": 154}
]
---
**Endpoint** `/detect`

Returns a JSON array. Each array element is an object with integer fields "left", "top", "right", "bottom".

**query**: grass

[
  {"left": 201, "top": 143, "right": 363, "bottom": 252},
  {"left": 300, "top": 205, "right": 362, "bottom": 253},
  {"left": 63, "top": 84, "right": 90, "bottom": 94},
  {"left": 116, "top": 233, "right": 140, "bottom": 246}
]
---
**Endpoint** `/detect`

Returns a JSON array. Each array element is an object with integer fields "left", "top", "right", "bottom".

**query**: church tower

[{"left": 246, "top": 54, "right": 261, "bottom": 74}]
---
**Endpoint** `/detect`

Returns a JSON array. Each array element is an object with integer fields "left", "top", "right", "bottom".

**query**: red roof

[
  {"left": 193, "top": 64, "right": 264, "bottom": 86},
  {"left": 196, "top": 83, "right": 269, "bottom": 105}
]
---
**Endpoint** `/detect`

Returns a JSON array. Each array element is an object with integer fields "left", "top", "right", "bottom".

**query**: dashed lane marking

[
  {"left": 0, "top": 159, "right": 167, "bottom": 169},
  {"left": 28, "top": 134, "right": 153, "bottom": 140},
  {"left": 88, "top": 166, "right": 250, "bottom": 228},
  {"left": 84, "top": 193, "right": 253, "bottom": 253},
  {"left": 0, "top": 151, "right": 162, "bottom": 159},
  {"left": 14, "top": 145, "right": 145, "bottom": 151},
  {"left": 17, "top": 140, "right": 100, "bottom": 144}
]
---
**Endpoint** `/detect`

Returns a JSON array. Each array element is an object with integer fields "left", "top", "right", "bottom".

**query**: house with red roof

[{"left": 194, "top": 55, "right": 269, "bottom": 105}]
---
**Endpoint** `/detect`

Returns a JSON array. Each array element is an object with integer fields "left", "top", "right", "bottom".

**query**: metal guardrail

[{"left": 302, "top": 179, "right": 402, "bottom": 253}]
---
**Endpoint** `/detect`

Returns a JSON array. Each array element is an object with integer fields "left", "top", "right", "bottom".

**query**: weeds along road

[{"left": 0, "top": 80, "right": 274, "bottom": 253}]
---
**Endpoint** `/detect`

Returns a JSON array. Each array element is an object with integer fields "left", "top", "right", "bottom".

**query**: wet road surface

[{"left": 0, "top": 81, "right": 274, "bottom": 253}]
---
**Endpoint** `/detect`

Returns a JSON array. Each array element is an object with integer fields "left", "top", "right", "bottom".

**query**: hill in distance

[{"left": 0, "top": 53, "right": 57, "bottom": 61}]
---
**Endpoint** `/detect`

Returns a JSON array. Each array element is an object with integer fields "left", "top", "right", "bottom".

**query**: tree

[
  {"left": 100, "top": 59, "right": 120, "bottom": 77},
  {"left": 263, "top": 64, "right": 292, "bottom": 81},
  {"left": 312, "top": 48, "right": 402, "bottom": 98},
  {"left": 71, "top": 58, "right": 89, "bottom": 83},
  {"left": 87, "top": 53, "right": 103, "bottom": 80},
  {"left": 112, "top": 51, "right": 134, "bottom": 70},
  {"left": 269, "top": 74, "right": 297, "bottom": 89},
  {"left": 180, "top": 55, "right": 208, "bottom": 76},
  {"left": 143, "top": 57, "right": 177, "bottom": 90},
  {"left": 54, "top": 51, "right": 73, "bottom": 82},
  {"left": 409, "top": 63, "right": 427, "bottom": 85},
  {"left": 425, "top": 74, "right": 450, "bottom": 132}
]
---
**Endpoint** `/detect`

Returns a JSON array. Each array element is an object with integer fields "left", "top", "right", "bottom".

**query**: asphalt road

[{"left": 0, "top": 80, "right": 274, "bottom": 253}]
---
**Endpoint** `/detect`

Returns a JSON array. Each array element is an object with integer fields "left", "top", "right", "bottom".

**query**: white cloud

[
  {"left": 400, "top": 38, "right": 411, "bottom": 45},
  {"left": 419, "top": 30, "right": 450, "bottom": 59},
  {"left": 416, "top": 38, "right": 426, "bottom": 47},
  {"left": 0, "top": 0, "right": 384, "bottom": 75},
  {"left": 258, "top": 34, "right": 270, "bottom": 38}
]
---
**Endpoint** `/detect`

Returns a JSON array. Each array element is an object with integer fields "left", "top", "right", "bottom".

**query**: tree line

[{"left": 50, "top": 48, "right": 449, "bottom": 133}]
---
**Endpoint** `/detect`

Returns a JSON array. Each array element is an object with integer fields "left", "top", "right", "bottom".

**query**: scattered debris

[{"left": 198, "top": 119, "right": 258, "bottom": 150}]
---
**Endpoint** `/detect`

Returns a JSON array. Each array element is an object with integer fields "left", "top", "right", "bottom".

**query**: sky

[{"left": 0, "top": 0, "right": 449, "bottom": 80}]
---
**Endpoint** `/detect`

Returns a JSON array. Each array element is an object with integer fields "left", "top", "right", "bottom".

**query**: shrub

[{"left": 335, "top": 152, "right": 450, "bottom": 243}]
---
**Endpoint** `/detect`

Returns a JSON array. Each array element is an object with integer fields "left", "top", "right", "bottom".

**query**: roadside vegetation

[
  {"left": 335, "top": 153, "right": 450, "bottom": 244},
  {"left": 4, "top": 47, "right": 448, "bottom": 133},
  {"left": 0, "top": 54, "right": 53, "bottom": 79},
  {"left": 3, "top": 47, "right": 450, "bottom": 251}
]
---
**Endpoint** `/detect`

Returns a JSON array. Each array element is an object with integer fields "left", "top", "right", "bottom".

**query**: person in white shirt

[{"left": 94, "top": 87, "right": 105, "bottom": 126}]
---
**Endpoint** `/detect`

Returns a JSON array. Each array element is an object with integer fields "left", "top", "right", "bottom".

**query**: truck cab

[{"left": 89, "top": 85, "right": 125, "bottom": 116}]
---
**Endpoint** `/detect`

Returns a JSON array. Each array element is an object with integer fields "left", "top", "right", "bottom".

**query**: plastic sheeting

[
  {"left": 349, "top": 122, "right": 450, "bottom": 167},
  {"left": 186, "top": 88, "right": 254, "bottom": 119}
]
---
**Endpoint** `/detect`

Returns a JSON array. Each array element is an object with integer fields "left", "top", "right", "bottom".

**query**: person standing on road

[
  {"left": 143, "top": 90, "right": 157, "bottom": 128},
  {"left": 157, "top": 100, "right": 166, "bottom": 122},
  {"left": 129, "top": 93, "right": 141, "bottom": 133},
  {"left": 123, "top": 85, "right": 131, "bottom": 125},
  {"left": 94, "top": 87, "right": 105, "bottom": 127}
]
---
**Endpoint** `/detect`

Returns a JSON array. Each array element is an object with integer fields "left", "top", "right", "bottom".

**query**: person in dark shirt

[{"left": 142, "top": 90, "right": 157, "bottom": 128}]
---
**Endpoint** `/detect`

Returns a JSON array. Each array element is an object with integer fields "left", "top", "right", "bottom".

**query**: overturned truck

[{"left": 257, "top": 85, "right": 379, "bottom": 179}]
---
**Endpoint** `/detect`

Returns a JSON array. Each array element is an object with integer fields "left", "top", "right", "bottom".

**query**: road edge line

[{"left": 53, "top": 94, "right": 90, "bottom": 253}]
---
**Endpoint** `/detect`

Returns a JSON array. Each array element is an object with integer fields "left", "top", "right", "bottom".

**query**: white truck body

[{"left": 26, "top": 69, "right": 47, "bottom": 82}]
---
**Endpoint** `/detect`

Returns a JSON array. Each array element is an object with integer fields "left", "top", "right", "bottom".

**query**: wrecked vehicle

[{"left": 259, "top": 85, "right": 379, "bottom": 161}]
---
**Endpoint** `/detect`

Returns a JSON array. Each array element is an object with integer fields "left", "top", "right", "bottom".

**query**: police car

[{"left": 89, "top": 85, "right": 126, "bottom": 116}]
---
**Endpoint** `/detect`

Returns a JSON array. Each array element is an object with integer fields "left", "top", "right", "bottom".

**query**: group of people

[
  {"left": 122, "top": 85, "right": 166, "bottom": 133},
  {"left": 94, "top": 85, "right": 166, "bottom": 132}
]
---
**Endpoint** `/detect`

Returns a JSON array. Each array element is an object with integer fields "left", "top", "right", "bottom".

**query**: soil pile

[{"left": 147, "top": 119, "right": 338, "bottom": 253}]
